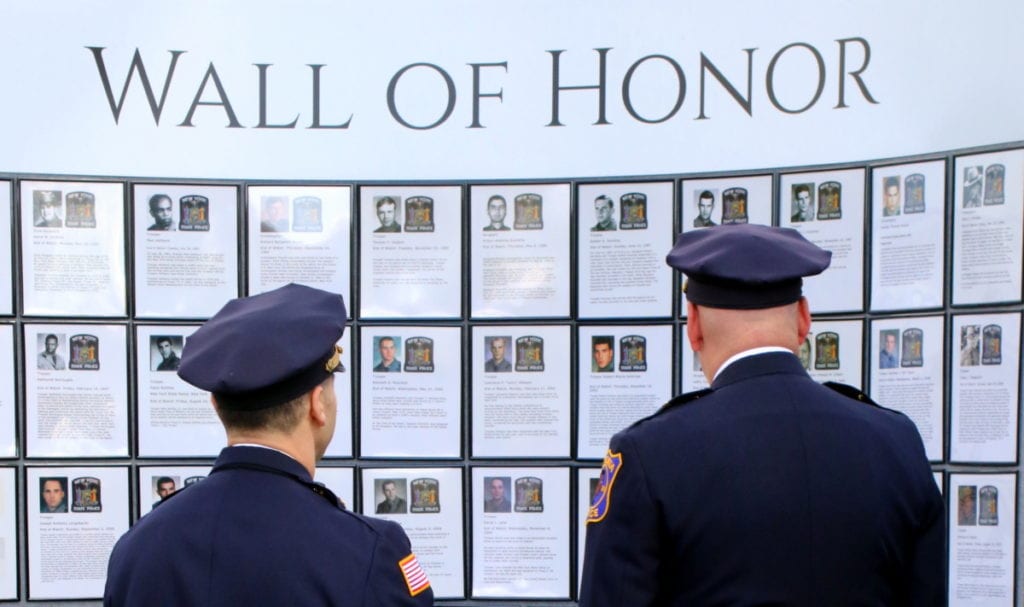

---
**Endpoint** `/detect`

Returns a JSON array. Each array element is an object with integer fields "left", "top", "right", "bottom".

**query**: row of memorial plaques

[
  {"left": 1, "top": 148, "right": 1020, "bottom": 320},
  {"left": 1, "top": 314, "right": 1019, "bottom": 463},
  {"left": 3, "top": 466, "right": 1014, "bottom": 604}
]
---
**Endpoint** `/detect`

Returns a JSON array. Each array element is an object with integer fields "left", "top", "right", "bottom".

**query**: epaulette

[
  {"left": 628, "top": 388, "right": 713, "bottom": 429},
  {"left": 823, "top": 381, "right": 881, "bottom": 407}
]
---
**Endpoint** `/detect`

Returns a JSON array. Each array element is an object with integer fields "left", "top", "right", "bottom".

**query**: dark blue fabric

[
  {"left": 666, "top": 224, "right": 832, "bottom": 309},
  {"left": 580, "top": 352, "right": 945, "bottom": 606},
  {"left": 178, "top": 283, "right": 347, "bottom": 409},
  {"left": 104, "top": 446, "right": 433, "bottom": 607}
]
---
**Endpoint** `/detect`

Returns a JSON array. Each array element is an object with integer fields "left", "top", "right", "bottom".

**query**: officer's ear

[
  {"left": 796, "top": 297, "right": 811, "bottom": 343},
  {"left": 686, "top": 302, "right": 703, "bottom": 352},
  {"left": 308, "top": 384, "right": 328, "bottom": 427}
]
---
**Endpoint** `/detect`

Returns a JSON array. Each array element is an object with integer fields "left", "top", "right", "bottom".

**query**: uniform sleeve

[
  {"left": 892, "top": 413, "right": 947, "bottom": 607},
  {"left": 908, "top": 489, "right": 946, "bottom": 607},
  {"left": 366, "top": 518, "right": 435, "bottom": 606},
  {"left": 579, "top": 433, "right": 662, "bottom": 607}
]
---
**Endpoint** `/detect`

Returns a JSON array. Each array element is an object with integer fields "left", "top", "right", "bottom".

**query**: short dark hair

[
  {"left": 595, "top": 195, "right": 614, "bottom": 208},
  {"left": 215, "top": 393, "right": 307, "bottom": 433},
  {"left": 45, "top": 334, "right": 58, "bottom": 343},
  {"left": 376, "top": 196, "right": 397, "bottom": 210},
  {"left": 699, "top": 190, "right": 714, "bottom": 203},
  {"left": 149, "top": 194, "right": 172, "bottom": 213},
  {"left": 155, "top": 336, "right": 173, "bottom": 347},
  {"left": 794, "top": 184, "right": 810, "bottom": 196},
  {"left": 156, "top": 476, "right": 175, "bottom": 487},
  {"left": 593, "top": 336, "right": 613, "bottom": 349}
]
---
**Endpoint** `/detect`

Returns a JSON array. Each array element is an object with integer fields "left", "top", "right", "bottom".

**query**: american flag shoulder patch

[{"left": 399, "top": 553, "right": 431, "bottom": 596}]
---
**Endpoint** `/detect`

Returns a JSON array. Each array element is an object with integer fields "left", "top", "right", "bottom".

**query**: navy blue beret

[
  {"left": 666, "top": 224, "right": 831, "bottom": 309},
  {"left": 178, "top": 283, "right": 346, "bottom": 410}
]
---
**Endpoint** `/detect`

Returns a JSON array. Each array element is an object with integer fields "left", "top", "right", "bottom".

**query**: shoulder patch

[
  {"left": 823, "top": 381, "right": 880, "bottom": 406},
  {"left": 399, "top": 553, "right": 431, "bottom": 596},
  {"left": 586, "top": 450, "right": 623, "bottom": 525}
]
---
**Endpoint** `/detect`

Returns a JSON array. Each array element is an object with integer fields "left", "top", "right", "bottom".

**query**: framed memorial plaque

[
  {"left": 470, "top": 183, "right": 571, "bottom": 318},
  {"left": 133, "top": 184, "right": 239, "bottom": 318},
  {"left": 26, "top": 466, "right": 129, "bottom": 600},
  {"left": 577, "top": 181, "right": 674, "bottom": 319},
  {"left": 20, "top": 180, "right": 126, "bottom": 317},
  {"left": 247, "top": 185, "right": 352, "bottom": 310},
  {"left": 359, "top": 185, "right": 462, "bottom": 319},
  {"left": 360, "top": 467, "right": 464, "bottom": 598},
  {"left": 24, "top": 323, "right": 129, "bottom": 457}
]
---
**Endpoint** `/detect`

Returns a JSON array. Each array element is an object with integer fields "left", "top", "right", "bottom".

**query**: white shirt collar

[
  {"left": 711, "top": 346, "right": 793, "bottom": 383},
  {"left": 232, "top": 443, "right": 298, "bottom": 462}
]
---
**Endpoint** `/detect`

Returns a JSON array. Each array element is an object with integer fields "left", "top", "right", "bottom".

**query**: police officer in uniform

[
  {"left": 580, "top": 224, "right": 943, "bottom": 606},
  {"left": 104, "top": 283, "right": 433, "bottom": 606}
]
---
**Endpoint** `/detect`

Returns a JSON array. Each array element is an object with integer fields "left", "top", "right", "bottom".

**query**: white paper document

[
  {"left": 471, "top": 325, "right": 571, "bottom": 458},
  {"left": 135, "top": 325, "right": 222, "bottom": 457},
  {"left": 949, "top": 313, "right": 1020, "bottom": 463},
  {"left": 471, "top": 467, "right": 570, "bottom": 599},
  {"left": 247, "top": 185, "right": 352, "bottom": 307},
  {"left": 25, "top": 323, "right": 129, "bottom": 457},
  {"left": 952, "top": 149, "right": 1024, "bottom": 306},
  {"left": 361, "top": 467, "right": 464, "bottom": 599},
  {"left": 26, "top": 466, "right": 129, "bottom": 600},
  {"left": 20, "top": 180, "right": 126, "bottom": 316},
  {"left": 577, "top": 181, "right": 674, "bottom": 318},
  {"left": 868, "top": 316, "right": 945, "bottom": 461},
  {"left": 869, "top": 160, "right": 946, "bottom": 310},
  {"left": 359, "top": 186, "right": 462, "bottom": 318},
  {"left": 577, "top": 325, "right": 673, "bottom": 459},
  {"left": 133, "top": 184, "right": 239, "bottom": 318},
  {"left": 0, "top": 468, "right": 16, "bottom": 600},
  {"left": 470, "top": 184, "right": 571, "bottom": 318},
  {"left": 0, "top": 325, "right": 14, "bottom": 457},
  {"left": 948, "top": 473, "right": 1016, "bottom": 606},
  {"left": 779, "top": 169, "right": 866, "bottom": 313},
  {"left": 0, "top": 181, "right": 11, "bottom": 315},
  {"left": 360, "top": 326, "right": 461, "bottom": 457}
]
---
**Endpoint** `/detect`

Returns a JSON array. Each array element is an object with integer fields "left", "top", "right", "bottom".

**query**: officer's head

[
  {"left": 178, "top": 284, "right": 347, "bottom": 458},
  {"left": 666, "top": 224, "right": 831, "bottom": 379}
]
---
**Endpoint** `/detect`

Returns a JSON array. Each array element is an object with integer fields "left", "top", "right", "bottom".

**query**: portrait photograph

[
  {"left": 36, "top": 332, "right": 66, "bottom": 371},
  {"left": 39, "top": 477, "right": 68, "bottom": 513},
  {"left": 149, "top": 335, "right": 184, "bottom": 372}
]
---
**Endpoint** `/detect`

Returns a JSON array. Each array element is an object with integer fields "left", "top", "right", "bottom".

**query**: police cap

[
  {"left": 178, "top": 283, "right": 346, "bottom": 410},
  {"left": 666, "top": 224, "right": 831, "bottom": 309}
]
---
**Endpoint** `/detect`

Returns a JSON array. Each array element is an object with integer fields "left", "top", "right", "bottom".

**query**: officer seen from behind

[
  {"left": 580, "top": 224, "right": 944, "bottom": 606},
  {"left": 104, "top": 283, "right": 433, "bottom": 606}
]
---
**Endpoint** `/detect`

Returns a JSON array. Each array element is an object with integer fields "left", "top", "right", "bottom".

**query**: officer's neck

[
  {"left": 689, "top": 301, "right": 808, "bottom": 383},
  {"left": 226, "top": 430, "right": 318, "bottom": 477}
]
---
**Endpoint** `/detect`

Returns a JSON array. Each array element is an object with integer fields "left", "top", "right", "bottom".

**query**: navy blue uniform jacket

[
  {"left": 104, "top": 446, "right": 433, "bottom": 606},
  {"left": 580, "top": 352, "right": 945, "bottom": 606}
]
